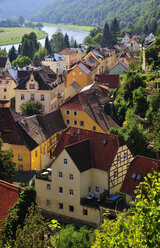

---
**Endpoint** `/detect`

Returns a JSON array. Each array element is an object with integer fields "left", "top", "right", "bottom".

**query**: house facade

[
  {"left": 43, "top": 53, "right": 66, "bottom": 75},
  {"left": 109, "top": 60, "right": 129, "bottom": 75},
  {"left": 35, "top": 128, "right": 134, "bottom": 224}
]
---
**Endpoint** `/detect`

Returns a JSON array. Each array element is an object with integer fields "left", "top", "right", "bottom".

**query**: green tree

[
  {"left": 74, "top": 40, "right": 77, "bottom": 48},
  {"left": 34, "top": 46, "right": 47, "bottom": 60},
  {"left": 18, "top": 16, "right": 25, "bottom": 26},
  {"left": 8, "top": 46, "right": 17, "bottom": 62},
  {"left": 45, "top": 36, "right": 52, "bottom": 55},
  {"left": 12, "top": 56, "right": 31, "bottom": 68},
  {"left": 93, "top": 171, "right": 160, "bottom": 248},
  {"left": 21, "top": 32, "right": 39, "bottom": 60},
  {"left": 133, "top": 86, "right": 148, "bottom": 117},
  {"left": 0, "top": 186, "right": 36, "bottom": 247},
  {"left": 102, "top": 21, "right": 112, "bottom": 47},
  {"left": 64, "top": 33, "right": 70, "bottom": 48},
  {"left": 20, "top": 100, "right": 43, "bottom": 116},
  {"left": 14, "top": 204, "right": 52, "bottom": 248},
  {"left": 0, "top": 139, "right": 16, "bottom": 183},
  {"left": 0, "top": 48, "right": 7, "bottom": 57},
  {"left": 110, "top": 17, "right": 120, "bottom": 44},
  {"left": 50, "top": 31, "right": 64, "bottom": 53},
  {"left": 83, "top": 35, "right": 93, "bottom": 45},
  {"left": 51, "top": 224, "right": 93, "bottom": 248}
]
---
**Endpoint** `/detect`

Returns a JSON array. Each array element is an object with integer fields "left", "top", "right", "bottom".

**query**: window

[
  {"left": 18, "top": 164, "right": 23, "bottom": 171},
  {"left": 95, "top": 187, "right": 99, "bottom": 193},
  {"left": 117, "top": 155, "right": 121, "bottom": 163},
  {"left": 92, "top": 126, "right": 96, "bottom": 131},
  {"left": 35, "top": 150, "right": 38, "bottom": 157},
  {"left": 31, "top": 94, "right": 34, "bottom": 100},
  {"left": 21, "top": 94, "right": 24, "bottom": 100},
  {"left": 18, "top": 153, "right": 23, "bottom": 161},
  {"left": 41, "top": 106, "right": 45, "bottom": 112},
  {"left": 69, "top": 174, "right": 73, "bottom": 181},
  {"left": 83, "top": 209, "right": 88, "bottom": 216},
  {"left": 64, "top": 159, "right": 68, "bottom": 165},
  {"left": 59, "top": 172, "right": 63, "bottom": 178},
  {"left": 69, "top": 205, "right": 74, "bottom": 212},
  {"left": 79, "top": 72, "right": 82, "bottom": 76},
  {"left": 4, "top": 96, "right": 6, "bottom": 99},
  {"left": 124, "top": 151, "right": 128, "bottom": 160},
  {"left": 73, "top": 110, "right": 77, "bottom": 116},
  {"left": 66, "top": 119, "right": 70, "bottom": 124},
  {"left": 41, "top": 95, "right": 44, "bottom": 101},
  {"left": 72, "top": 72, "right": 75, "bottom": 76},
  {"left": 88, "top": 186, "right": 91, "bottom": 193},
  {"left": 4, "top": 88, "right": 7, "bottom": 92},
  {"left": 73, "top": 120, "right": 77, "bottom": 125},
  {"left": 66, "top": 110, "right": 70, "bottom": 115},
  {"left": 114, "top": 170, "right": 118, "bottom": 179},
  {"left": 46, "top": 199, "right": 51, "bottom": 208},
  {"left": 132, "top": 172, "right": 137, "bottom": 179},
  {"left": 29, "top": 84, "right": 35, "bottom": 89},
  {"left": 47, "top": 184, "right": 51, "bottom": 191},
  {"left": 59, "top": 203, "right": 63, "bottom": 210},
  {"left": 80, "top": 121, "right": 84, "bottom": 127},
  {"left": 59, "top": 187, "right": 63, "bottom": 194},
  {"left": 69, "top": 189, "right": 74, "bottom": 196}
]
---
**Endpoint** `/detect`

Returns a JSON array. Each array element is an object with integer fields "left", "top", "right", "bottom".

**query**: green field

[
  {"left": 41, "top": 22, "right": 92, "bottom": 32},
  {"left": 0, "top": 27, "right": 47, "bottom": 45}
]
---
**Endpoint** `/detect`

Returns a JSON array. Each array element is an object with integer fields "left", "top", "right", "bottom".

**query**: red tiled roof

[
  {"left": 0, "top": 57, "right": 8, "bottom": 68},
  {"left": 59, "top": 48, "right": 76, "bottom": 55},
  {"left": 120, "top": 156, "right": 160, "bottom": 197},
  {"left": 95, "top": 74, "right": 120, "bottom": 89},
  {"left": 0, "top": 180, "right": 19, "bottom": 222},
  {"left": 54, "top": 127, "right": 124, "bottom": 171}
]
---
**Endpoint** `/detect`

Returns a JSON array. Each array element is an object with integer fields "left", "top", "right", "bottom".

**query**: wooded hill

[
  {"left": 0, "top": 0, "right": 52, "bottom": 19},
  {"left": 32, "top": 0, "right": 160, "bottom": 33}
]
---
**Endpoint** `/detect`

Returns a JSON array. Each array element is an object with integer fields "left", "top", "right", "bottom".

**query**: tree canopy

[{"left": 20, "top": 100, "right": 43, "bottom": 116}]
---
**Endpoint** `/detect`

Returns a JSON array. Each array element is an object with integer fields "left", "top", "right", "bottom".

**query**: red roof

[
  {"left": 59, "top": 48, "right": 76, "bottom": 55},
  {"left": 95, "top": 74, "right": 120, "bottom": 89},
  {"left": 0, "top": 180, "right": 19, "bottom": 222},
  {"left": 120, "top": 156, "right": 160, "bottom": 197},
  {"left": 54, "top": 127, "right": 124, "bottom": 171}
]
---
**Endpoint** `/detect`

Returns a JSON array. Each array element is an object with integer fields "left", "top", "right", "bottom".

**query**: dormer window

[{"left": 29, "top": 84, "right": 35, "bottom": 89}]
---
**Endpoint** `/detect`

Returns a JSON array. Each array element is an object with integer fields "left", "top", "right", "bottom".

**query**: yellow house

[
  {"left": 0, "top": 108, "right": 66, "bottom": 171},
  {"left": 66, "top": 60, "right": 99, "bottom": 88},
  {"left": 60, "top": 86, "right": 119, "bottom": 133},
  {"left": 0, "top": 71, "right": 17, "bottom": 107},
  {"left": 35, "top": 127, "right": 134, "bottom": 225}
]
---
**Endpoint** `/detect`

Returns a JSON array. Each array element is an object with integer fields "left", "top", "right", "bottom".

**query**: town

[{"left": 0, "top": 15, "right": 160, "bottom": 247}]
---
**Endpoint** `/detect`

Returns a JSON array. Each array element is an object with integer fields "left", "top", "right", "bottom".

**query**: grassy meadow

[
  {"left": 0, "top": 27, "right": 47, "bottom": 45},
  {"left": 41, "top": 22, "right": 92, "bottom": 32}
]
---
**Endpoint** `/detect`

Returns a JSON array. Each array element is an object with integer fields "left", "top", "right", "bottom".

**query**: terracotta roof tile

[
  {"left": 0, "top": 180, "right": 19, "bottom": 221},
  {"left": 59, "top": 48, "right": 76, "bottom": 55},
  {"left": 120, "top": 156, "right": 160, "bottom": 197},
  {"left": 54, "top": 127, "right": 123, "bottom": 171},
  {"left": 95, "top": 74, "right": 120, "bottom": 89}
]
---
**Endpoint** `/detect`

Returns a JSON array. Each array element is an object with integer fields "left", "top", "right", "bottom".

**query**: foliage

[
  {"left": 12, "top": 56, "right": 31, "bottom": 68},
  {"left": 0, "top": 186, "right": 36, "bottom": 247},
  {"left": 51, "top": 224, "right": 94, "bottom": 248},
  {"left": 145, "top": 36, "right": 160, "bottom": 69},
  {"left": 20, "top": 100, "right": 43, "bottom": 116},
  {"left": 92, "top": 171, "right": 160, "bottom": 248},
  {"left": 32, "top": 0, "right": 160, "bottom": 34},
  {"left": 8, "top": 46, "right": 17, "bottom": 62},
  {"left": 34, "top": 46, "right": 47, "bottom": 60},
  {"left": 21, "top": 32, "right": 39, "bottom": 60},
  {"left": 0, "top": 48, "right": 7, "bottom": 57},
  {"left": 0, "top": 139, "right": 16, "bottom": 183},
  {"left": 13, "top": 204, "right": 52, "bottom": 248},
  {"left": 64, "top": 33, "right": 70, "bottom": 48},
  {"left": 45, "top": 36, "right": 52, "bottom": 55},
  {"left": 50, "top": 31, "right": 64, "bottom": 53}
]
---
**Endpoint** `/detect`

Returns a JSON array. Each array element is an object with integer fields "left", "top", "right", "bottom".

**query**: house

[
  {"left": 59, "top": 48, "right": 85, "bottom": 69},
  {"left": 66, "top": 60, "right": 99, "bottom": 88},
  {"left": 60, "top": 86, "right": 119, "bottom": 133},
  {"left": 35, "top": 127, "right": 133, "bottom": 225},
  {"left": 14, "top": 67, "right": 65, "bottom": 114},
  {"left": 43, "top": 53, "right": 66, "bottom": 75},
  {"left": 120, "top": 156, "right": 160, "bottom": 206},
  {"left": 0, "top": 71, "right": 17, "bottom": 107},
  {"left": 0, "top": 180, "right": 20, "bottom": 222},
  {"left": 109, "top": 60, "right": 129, "bottom": 75},
  {"left": 14, "top": 171, "right": 36, "bottom": 187},
  {"left": 129, "top": 38, "right": 141, "bottom": 52},
  {"left": 0, "top": 57, "right": 12, "bottom": 71},
  {"left": 0, "top": 108, "right": 66, "bottom": 171},
  {"left": 121, "top": 33, "right": 132, "bottom": 46},
  {"left": 95, "top": 74, "right": 120, "bottom": 89}
]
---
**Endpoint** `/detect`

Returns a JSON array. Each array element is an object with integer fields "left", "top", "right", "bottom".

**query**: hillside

[
  {"left": 32, "top": 0, "right": 160, "bottom": 33},
  {"left": 0, "top": 0, "right": 52, "bottom": 19}
]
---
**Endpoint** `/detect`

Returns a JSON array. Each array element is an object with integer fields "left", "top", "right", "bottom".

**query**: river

[{"left": 0, "top": 26, "right": 89, "bottom": 52}]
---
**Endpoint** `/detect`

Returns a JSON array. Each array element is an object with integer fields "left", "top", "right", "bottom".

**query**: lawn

[
  {"left": 41, "top": 22, "right": 92, "bottom": 32},
  {"left": 0, "top": 27, "right": 47, "bottom": 45}
]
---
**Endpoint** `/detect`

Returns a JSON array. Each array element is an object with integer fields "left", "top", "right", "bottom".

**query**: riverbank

[
  {"left": 40, "top": 23, "right": 92, "bottom": 32},
  {"left": 0, "top": 27, "right": 47, "bottom": 46}
]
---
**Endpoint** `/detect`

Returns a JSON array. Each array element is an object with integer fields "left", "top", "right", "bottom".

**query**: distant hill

[
  {"left": 0, "top": 0, "right": 52, "bottom": 19},
  {"left": 32, "top": 0, "right": 160, "bottom": 33}
]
